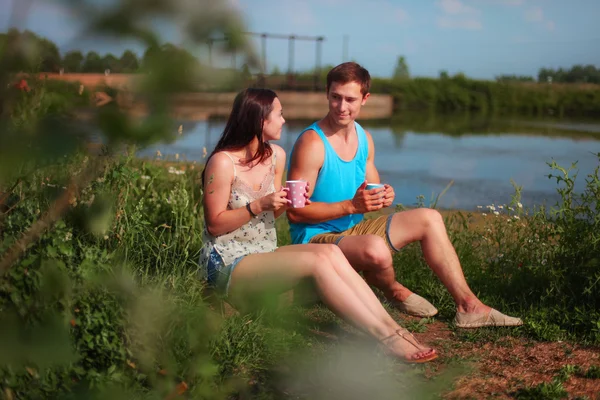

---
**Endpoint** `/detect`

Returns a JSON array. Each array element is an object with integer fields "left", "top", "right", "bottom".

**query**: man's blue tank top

[{"left": 289, "top": 121, "right": 368, "bottom": 244}]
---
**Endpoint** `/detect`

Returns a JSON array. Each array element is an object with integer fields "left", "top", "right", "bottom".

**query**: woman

[{"left": 200, "top": 88, "right": 437, "bottom": 364}]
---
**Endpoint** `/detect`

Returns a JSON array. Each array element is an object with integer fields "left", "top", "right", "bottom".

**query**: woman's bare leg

[
  {"left": 229, "top": 246, "right": 435, "bottom": 360},
  {"left": 276, "top": 244, "right": 400, "bottom": 332}
]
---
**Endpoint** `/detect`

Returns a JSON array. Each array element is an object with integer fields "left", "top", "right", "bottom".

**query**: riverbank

[
  {"left": 2, "top": 153, "right": 598, "bottom": 398},
  {"left": 39, "top": 72, "right": 600, "bottom": 120},
  {"left": 39, "top": 73, "right": 394, "bottom": 120}
]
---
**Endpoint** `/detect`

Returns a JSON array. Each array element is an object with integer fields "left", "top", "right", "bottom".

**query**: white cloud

[
  {"left": 393, "top": 7, "right": 409, "bottom": 23},
  {"left": 274, "top": 1, "right": 317, "bottom": 27},
  {"left": 437, "top": 16, "right": 482, "bottom": 30},
  {"left": 523, "top": 6, "right": 555, "bottom": 31},
  {"left": 437, "top": 0, "right": 479, "bottom": 15},
  {"left": 436, "top": 0, "right": 482, "bottom": 30},
  {"left": 525, "top": 6, "right": 543, "bottom": 22},
  {"left": 471, "top": 0, "right": 523, "bottom": 5}
]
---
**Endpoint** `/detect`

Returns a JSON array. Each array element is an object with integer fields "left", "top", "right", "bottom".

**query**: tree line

[
  {"left": 0, "top": 28, "right": 206, "bottom": 74},
  {"left": 496, "top": 66, "right": 600, "bottom": 84}
]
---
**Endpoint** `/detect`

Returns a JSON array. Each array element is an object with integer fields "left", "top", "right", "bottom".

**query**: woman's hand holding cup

[
  {"left": 285, "top": 180, "right": 310, "bottom": 208},
  {"left": 259, "top": 187, "right": 291, "bottom": 212}
]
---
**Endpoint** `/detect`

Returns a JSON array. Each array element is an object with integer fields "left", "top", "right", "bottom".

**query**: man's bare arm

[
  {"left": 365, "top": 129, "right": 395, "bottom": 207},
  {"left": 365, "top": 130, "right": 381, "bottom": 183},
  {"left": 286, "top": 130, "right": 357, "bottom": 224}
]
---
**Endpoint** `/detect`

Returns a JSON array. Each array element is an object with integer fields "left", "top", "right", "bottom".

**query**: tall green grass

[{"left": 1, "top": 148, "right": 598, "bottom": 397}]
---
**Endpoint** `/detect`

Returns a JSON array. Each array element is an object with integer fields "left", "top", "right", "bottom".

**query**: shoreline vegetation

[
  {"left": 3, "top": 28, "right": 600, "bottom": 119},
  {"left": 1, "top": 151, "right": 599, "bottom": 398}
]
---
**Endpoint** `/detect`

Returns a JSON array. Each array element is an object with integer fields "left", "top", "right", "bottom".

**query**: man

[{"left": 286, "top": 62, "right": 522, "bottom": 328}]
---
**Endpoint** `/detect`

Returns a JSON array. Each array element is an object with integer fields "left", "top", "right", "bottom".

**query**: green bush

[{"left": 370, "top": 75, "right": 600, "bottom": 117}]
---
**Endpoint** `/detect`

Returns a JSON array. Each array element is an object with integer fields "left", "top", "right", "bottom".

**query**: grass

[{"left": 0, "top": 150, "right": 599, "bottom": 398}]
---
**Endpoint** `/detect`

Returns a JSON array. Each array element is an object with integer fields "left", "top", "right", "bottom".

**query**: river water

[{"left": 137, "top": 116, "right": 600, "bottom": 211}]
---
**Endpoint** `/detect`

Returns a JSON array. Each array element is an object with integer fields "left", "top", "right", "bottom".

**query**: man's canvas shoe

[
  {"left": 390, "top": 293, "right": 438, "bottom": 317},
  {"left": 454, "top": 308, "right": 523, "bottom": 328}
]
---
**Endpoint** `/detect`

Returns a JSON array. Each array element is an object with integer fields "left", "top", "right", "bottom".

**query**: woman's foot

[{"left": 379, "top": 328, "right": 438, "bottom": 364}]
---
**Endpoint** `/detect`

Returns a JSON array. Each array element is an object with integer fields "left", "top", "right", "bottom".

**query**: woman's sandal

[{"left": 379, "top": 328, "right": 438, "bottom": 364}]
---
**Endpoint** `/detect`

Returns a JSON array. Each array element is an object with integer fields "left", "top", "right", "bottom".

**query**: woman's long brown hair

[{"left": 202, "top": 88, "right": 277, "bottom": 186}]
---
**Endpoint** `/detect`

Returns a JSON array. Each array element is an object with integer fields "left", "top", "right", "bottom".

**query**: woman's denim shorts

[{"left": 206, "top": 248, "right": 245, "bottom": 297}]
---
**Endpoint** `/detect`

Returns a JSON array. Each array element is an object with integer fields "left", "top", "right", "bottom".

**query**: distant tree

[
  {"left": 393, "top": 56, "right": 410, "bottom": 80},
  {"left": 0, "top": 29, "right": 61, "bottom": 72},
  {"left": 38, "top": 37, "right": 61, "bottom": 72},
  {"left": 496, "top": 74, "right": 535, "bottom": 83},
  {"left": 82, "top": 51, "right": 103, "bottom": 72},
  {"left": 119, "top": 50, "right": 139, "bottom": 73},
  {"left": 63, "top": 50, "right": 84, "bottom": 72},
  {"left": 271, "top": 65, "right": 282, "bottom": 76},
  {"left": 101, "top": 53, "right": 120, "bottom": 73},
  {"left": 439, "top": 70, "right": 449, "bottom": 80},
  {"left": 538, "top": 64, "right": 600, "bottom": 84}
]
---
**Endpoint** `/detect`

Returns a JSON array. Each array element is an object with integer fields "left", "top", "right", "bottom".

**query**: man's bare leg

[
  {"left": 387, "top": 209, "right": 490, "bottom": 314},
  {"left": 336, "top": 234, "right": 412, "bottom": 302}
]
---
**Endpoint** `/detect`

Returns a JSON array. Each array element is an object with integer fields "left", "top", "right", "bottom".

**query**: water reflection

[{"left": 137, "top": 116, "right": 600, "bottom": 211}]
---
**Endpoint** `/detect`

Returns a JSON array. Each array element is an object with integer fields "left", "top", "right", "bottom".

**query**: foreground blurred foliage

[{"left": 0, "top": 1, "right": 277, "bottom": 398}]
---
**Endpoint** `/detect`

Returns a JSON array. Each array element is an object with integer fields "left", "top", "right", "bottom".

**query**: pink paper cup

[{"left": 285, "top": 180, "right": 308, "bottom": 208}]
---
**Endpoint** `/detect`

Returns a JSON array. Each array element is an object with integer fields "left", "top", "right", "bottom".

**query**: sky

[{"left": 1, "top": 0, "right": 599, "bottom": 79}]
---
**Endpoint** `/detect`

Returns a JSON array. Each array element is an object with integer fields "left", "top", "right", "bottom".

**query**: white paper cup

[
  {"left": 365, "top": 183, "right": 385, "bottom": 190},
  {"left": 285, "top": 180, "right": 308, "bottom": 208}
]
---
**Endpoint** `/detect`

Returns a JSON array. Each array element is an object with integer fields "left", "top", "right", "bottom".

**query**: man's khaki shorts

[{"left": 308, "top": 215, "right": 400, "bottom": 252}]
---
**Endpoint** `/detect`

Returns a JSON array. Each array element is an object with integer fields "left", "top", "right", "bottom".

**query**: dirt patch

[{"left": 406, "top": 318, "right": 600, "bottom": 399}]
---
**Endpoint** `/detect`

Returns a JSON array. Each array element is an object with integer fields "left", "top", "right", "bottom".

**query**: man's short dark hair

[{"left": 326, "top": 62, "right": 371, "bottom": 97}]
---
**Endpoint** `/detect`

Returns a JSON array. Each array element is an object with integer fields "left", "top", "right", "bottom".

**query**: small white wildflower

[
  {"left": 493, "top": 211, "right": 499, "bottom": 216},
  {"left": 175, "top": 153, "right": 179, "bottom": 160},
  {"left": 141, "top": 175, "right": 150, "bottom": 180},
  {"left": 508, "top": 207, "right": 514, "bottom": 211},
  {"left": 482, "top": 213, "right": 487, "bottom": 216},
  {"left": 477, "top": 205, "right": 482, "bottom": 209},
  {"left": 202, "top": 147, "right": 207, "bottom": 158},
  {"left": 156, "top": 150, "right": 162, "bottom": 158},
  {"left": 487, "top": 205, "right": 496, "bottom": 211},
  {"left": 141, "top": 185, "right": 146, "bottom": 190},
  {"left": 498, "top": 205, "right": 504, "bottom": 209},
  {"left": 96, "top": 177, "right": 105, "bottom": 183},
  {"left": 513, "top": 216, "right": 520, "bottom": 220},
  {"left": 168, "top": 166, "right": 177, "bottom": 174},
  {"left": 104, "top": 235, "right": 109, "bottom": 240},
  {"left": 175, "top": 170, "right": 185, "bottom": 175},
  {"left": 178, "top": 125, "right": 183, "bottom": 135},
  {"left": 64, "top": 232, "right": 72, "bottom": 241},
  {"left": 517, "top": 202, "right": 523, "bottom": 208}
]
